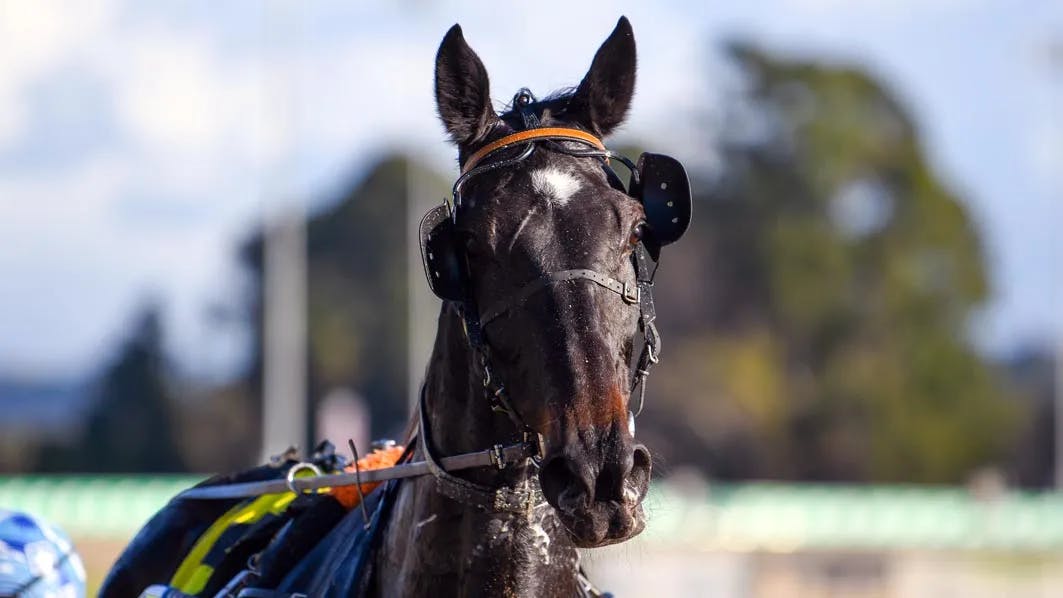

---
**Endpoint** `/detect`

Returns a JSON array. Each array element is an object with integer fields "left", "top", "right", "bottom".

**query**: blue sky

[{"left": 0, "top": 0, "right": 1059, "bottom": 380}]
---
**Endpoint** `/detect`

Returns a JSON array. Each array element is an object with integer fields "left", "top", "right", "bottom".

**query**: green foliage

[
  {"left": 37, "top": 305, "right": 185, "bottom": 472},
  {"left": 641, "top": 44, "right": 1017, "bottom": 483}
]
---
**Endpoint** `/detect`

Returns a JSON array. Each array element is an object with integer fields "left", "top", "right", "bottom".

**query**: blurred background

[{"left": 1, "top": 0, "right": 1061, "bottom": 595}]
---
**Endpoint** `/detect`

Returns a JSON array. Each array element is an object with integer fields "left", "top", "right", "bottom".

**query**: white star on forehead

[{"left": 530, "top": 168, "right": 581, "bottom": 206}]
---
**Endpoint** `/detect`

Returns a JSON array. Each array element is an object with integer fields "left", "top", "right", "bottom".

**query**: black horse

[
  {"left": 101, "top": 16, "right": 690, "bottom": 598},
  {"left": 378, "top": 18, "right": 653, "bottom": 597}
]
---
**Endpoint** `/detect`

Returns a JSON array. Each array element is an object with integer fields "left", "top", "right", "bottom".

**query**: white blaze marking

[{"left": 530, "top": 168, "right": 581, "bottom": 206}]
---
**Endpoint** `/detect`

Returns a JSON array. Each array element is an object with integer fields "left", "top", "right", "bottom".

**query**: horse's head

[{"left": 431, "top": 17, "right": 658, "bottom": 548}]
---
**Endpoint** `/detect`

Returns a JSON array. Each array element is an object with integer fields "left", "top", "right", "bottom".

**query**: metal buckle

[
  {"left": 489, "top": 444, "right": 507, "bottom": 469},
  {"left": 622, "top": 282, "right": 640, "bottom": 304},
  {"left": 524, "top": 431, "right": 546, "bottom": 460},
  {"left": 285, "top": 462, "right": 322, "bottom": 494}
]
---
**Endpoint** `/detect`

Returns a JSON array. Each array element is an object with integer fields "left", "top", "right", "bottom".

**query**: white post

[
  {"left": 260, "top": 1, "right": 307, "bottom": 461},
  {"left": 262, "top": 209, "right": 308, "bottom": 461}
]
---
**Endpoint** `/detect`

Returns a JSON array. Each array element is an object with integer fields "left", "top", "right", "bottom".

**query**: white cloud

[
  {"left": 0, "top": 0, "right": 119, "bottom": 148},
  {"left": 120, "top": 31, "right": 229, "bottom": 153},
  {"left": 1029, "top": 118, "right": 1063, "bottom": 189},
  {"left": 780, "top": 0, "right": 986, "bottom": 18}
]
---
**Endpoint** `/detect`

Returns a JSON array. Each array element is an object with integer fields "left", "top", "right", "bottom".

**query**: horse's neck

[{"left": 375, "top": 307, "right": 580, "bottom": 598}]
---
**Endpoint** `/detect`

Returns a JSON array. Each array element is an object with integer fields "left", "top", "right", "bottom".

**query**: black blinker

[
  {"left": 631, "top": 153, "right": 692, "bottom": 247},
  {"left": 419, "top": 204, "right": 465, "bottom": 301}
]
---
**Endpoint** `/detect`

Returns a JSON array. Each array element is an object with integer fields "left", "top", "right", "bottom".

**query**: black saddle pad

[{"left": 269, "top": 480, "right": 398, "bottom": 598}]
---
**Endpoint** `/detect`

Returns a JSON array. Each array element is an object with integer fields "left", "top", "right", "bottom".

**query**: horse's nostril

[
  {"left": 632, "top": 444, "right": 651, "bottom": 471},
  {"left": 630, "top": 444, "right": 652, "bottom": 490},
  {"left": 539, "top": 456, "right": 591, "bottom": 510}
]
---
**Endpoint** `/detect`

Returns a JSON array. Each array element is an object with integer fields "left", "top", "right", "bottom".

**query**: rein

[{"left": 174, "top": 411, "right": 540, "bottom": 502}]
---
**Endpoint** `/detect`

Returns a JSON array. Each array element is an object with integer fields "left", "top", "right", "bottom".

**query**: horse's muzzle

[{"left": 538, "top": 442, "right": 651, "bottom": 547}]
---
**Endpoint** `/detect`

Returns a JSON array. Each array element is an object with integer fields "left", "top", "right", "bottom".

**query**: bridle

[
  {"left": 177, "top": 90, "right": 690, "bottom": 525},
  {"left": 441, "top": 130, "right": 663, "bottom": 440},
  {"left": 412, "top": 88, "right": 690, "bottom": 514}
]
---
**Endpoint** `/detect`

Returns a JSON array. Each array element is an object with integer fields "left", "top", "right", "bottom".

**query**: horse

[
  {"left": 379, "top": 17, "right": 657, "bottom": 597},
  {"left": 100, "top": 16, "right": 691, "bottom": 598}
]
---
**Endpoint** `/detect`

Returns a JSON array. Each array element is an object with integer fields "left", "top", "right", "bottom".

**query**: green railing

[
  {"left": 642, "top": 482, "right": 1063, "bottom": 552},
  {"left": 0, "top": 475, "right": 201, "bottom": 538},
  {"left": 4, "top": 476, "right": 1063, "bottom": 552}
]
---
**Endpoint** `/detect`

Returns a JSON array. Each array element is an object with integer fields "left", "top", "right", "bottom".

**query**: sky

[{"left": 0, "top": 0, "right": 1059, "bottom": 381}]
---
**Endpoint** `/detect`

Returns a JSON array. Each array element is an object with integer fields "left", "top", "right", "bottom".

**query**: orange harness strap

[{"left": 461, "top": 127, "right": 606, "bottom": 175}]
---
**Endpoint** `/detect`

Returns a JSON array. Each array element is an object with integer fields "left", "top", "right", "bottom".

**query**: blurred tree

[
  {"left": 241, "top": 156, "right": 449, "bottom": 443},
  {"left": 641, "top": 44, "right": 1019, "bottom": 483},
  {"left": 37, "top": 304, "right": 185, "bottom": 472}
]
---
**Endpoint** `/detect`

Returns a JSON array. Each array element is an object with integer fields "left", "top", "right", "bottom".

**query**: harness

[
  {"left": 159, "top": 89, "right": 691, "bottom": 598},
  {"left": 420, "top": 88, "right": 690, "bottom": 445}
]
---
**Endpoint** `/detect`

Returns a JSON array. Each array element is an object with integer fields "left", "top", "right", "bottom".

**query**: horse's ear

[
  {"left": 435, "top": 24, "right": 497, "bottom": 146},
  {"left": 566, "top": 16, "right": 636, "bottom": 137}
]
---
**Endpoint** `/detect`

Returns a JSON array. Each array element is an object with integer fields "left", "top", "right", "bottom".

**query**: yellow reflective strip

[
  {"left": 171, "top": 492, "right": 293, "bottom": 593},
  {"left": 186, "top": 565, "right": 214, "bottom": 594},
  {"left": 170, "top": 500, "right": 249, "bottom": 593},
  {"left": 170, "top": 469, "right": 322, "bottom": 593},
  {"left": 270, "top": 492, "right": 297, "bottom": 513},
  {"left": 232, "top": 508, "right": 258, "bottom": 524}
]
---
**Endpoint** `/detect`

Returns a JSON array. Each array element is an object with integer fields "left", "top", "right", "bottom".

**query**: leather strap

[
  {"left": 417, "top": 388, "right": 543, "bottom": 513},
  {"left": 628, "top": 245, "right": 660, "bottom": 416},
  {"left": 461, "top": 128, "right": 605, "bottom": 175},
  {"left": 175, "top": 442, "right": 537, "bottom": 501},
  {"left": 480, "top": 269, "right": 639, "bottom": 327}
]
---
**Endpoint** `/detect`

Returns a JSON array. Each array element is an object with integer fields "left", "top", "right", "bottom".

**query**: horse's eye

[{"left": 628, "top": 223, "right": 646, "bottom": 247}]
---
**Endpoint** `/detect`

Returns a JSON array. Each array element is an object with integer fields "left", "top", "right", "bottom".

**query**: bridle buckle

[
  {"left": 622, "top": 282, "right": 640, "bottom": 304},
  {"left": 489, "top": 444, "right": 507, "bottom": 469},
  {"left": 522, "top": 430, "right": 546, "bottom": 461}
]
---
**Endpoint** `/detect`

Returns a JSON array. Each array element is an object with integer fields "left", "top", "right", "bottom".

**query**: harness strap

[
  {"left": 461, "top": 127, "right": 605, "bottom": 175},
  {"left": 480, "top": 269, "right": 639, "bottom": 327},
  {"left": 175, "top": 442, "right": 537, "bottom": 501},
  {"left": 629, "top": 245, "right": 660, "bottom": 417},
  {"left": 417, "top": 388, "right": 543, "bottom": 513}
]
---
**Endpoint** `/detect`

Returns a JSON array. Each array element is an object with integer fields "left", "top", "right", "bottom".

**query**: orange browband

[{"left": 461, "top": 127, "right": 606, "bottom": 175}]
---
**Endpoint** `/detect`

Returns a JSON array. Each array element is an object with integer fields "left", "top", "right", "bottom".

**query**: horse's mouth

[{"left": 553, "top": 491, "right": 647, "bottom": 548}]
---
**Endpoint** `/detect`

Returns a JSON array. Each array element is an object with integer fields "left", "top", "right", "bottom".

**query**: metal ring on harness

[{"left": 285, "top": 462, "right": 323, "bottom": 494}]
